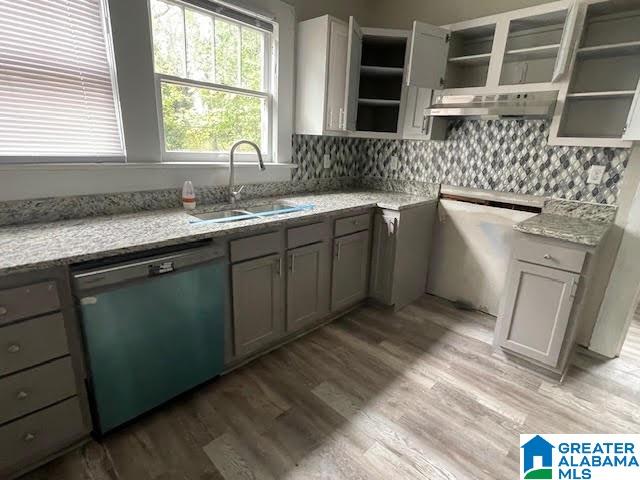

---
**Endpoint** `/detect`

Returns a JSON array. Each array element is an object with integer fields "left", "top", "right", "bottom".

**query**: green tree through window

[{"left": 150, "top": 0, "right": 268, "bottom": 155}]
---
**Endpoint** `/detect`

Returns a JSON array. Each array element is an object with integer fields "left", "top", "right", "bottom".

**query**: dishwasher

[{"left": 73, "top": 241, "right": 227, "bottom": 434}]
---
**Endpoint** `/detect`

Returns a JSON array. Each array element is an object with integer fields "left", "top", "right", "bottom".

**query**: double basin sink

[{"left": 188, "top": 200, "right": 314, "bottom": 224}]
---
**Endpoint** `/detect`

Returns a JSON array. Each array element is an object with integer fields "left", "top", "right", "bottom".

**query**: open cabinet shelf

[
  {"left": 448, "top": 53, "right": 491, "bottom": 65},
  {"left": 360, "top": 65, "right": 404, "bottom": 76},
  {"left": 504, "top": 44, "right": 561, "bottom": 61},
  {"left": 358, "top": 98, "right": 401, "bottom": 106},
  {"left": 577, "top": 40, "right": 640, "bottom": 59}
]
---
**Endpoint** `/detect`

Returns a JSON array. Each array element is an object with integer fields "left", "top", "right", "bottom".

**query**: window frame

[{"left": 150, "top": 0, "right": 276, "bottom": 163}]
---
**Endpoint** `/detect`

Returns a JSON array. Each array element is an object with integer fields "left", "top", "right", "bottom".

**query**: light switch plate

[
  {"left": 389, "top": 155, "right": 399, "bottom": 171},
  {"left": 587, "top": 165, "right": 605, "bottom": 185},
  {"left": 323, "top": 154, "right": 331, "bottom": 169}
]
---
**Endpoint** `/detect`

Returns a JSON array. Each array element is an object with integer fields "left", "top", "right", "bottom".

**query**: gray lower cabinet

[
  {"left": 331, "top": 230, "right": 371, "bottom": 312},
  {"left": 231, "top": 253, "right": 285, "bottom": 357},
  {"left": 286, "top": 242, "right": 331, "bottom": 333},
  {"left": 496, "top": 260, "right": 579, "bottom": 368},
  {"left": 369, "top": 203, "right": 436, "bottom": 310}
]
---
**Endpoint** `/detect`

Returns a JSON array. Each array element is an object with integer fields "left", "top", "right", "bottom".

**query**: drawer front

[
  {"left": 514, "top": 237, "right": 586, "bottom": 274},
  {"left": 0, "top": 281, "right": 60, "bottom": 326},
  {"left": 334, "top": 212, "right": 371, "bottom": 237},
  {"left": 231, "top": 231, "right": 281, "bottom": 263},
  {"left": 0, "top": 357, "right": 77, "bottom": 425},
  {"left": 0, "top": 397, "right": 87, "bottom": 475},
  {"left": 0, "top": 313, "right": 69, "bottom": 377},
  {"left": 287, "top": 222, "right": 329, "bottom": 249}
]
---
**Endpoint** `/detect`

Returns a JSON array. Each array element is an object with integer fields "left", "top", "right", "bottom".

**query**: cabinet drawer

[
  {"left": 334, "top": 212, "right": 370, "bottom": 237},
  {"left": 230, "top": 231, "right": 281, "bottom": 263},
  {"left": 287, "top": 222, "right": 329, "bottom": 249},
  {"left": 0, "top": 357, "right": 77, "bottom": 425},
  {"left": 0, "top": 397, "right": 87, "bottom": 475},
  {"left": 514, "top": 236, "right": 586, "bottom": 274},
  {"left": 0, "top": 313, "right": 69, "bottom": 377},
  {"left": 0, "top": 281, "right": 59, "bottom": 326}
]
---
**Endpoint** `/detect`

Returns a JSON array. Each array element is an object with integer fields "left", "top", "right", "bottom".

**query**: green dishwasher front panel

[{"left": 79, "top": 261, "right": 225, "bottom": 433}]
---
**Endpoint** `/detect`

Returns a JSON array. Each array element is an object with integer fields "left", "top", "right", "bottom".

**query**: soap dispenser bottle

[{"left": 182, "top": 180, "right": 196, "bottom": 210}]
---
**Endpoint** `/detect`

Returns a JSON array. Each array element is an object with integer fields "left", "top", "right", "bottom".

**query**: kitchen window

[
  {"left": 150, "top": 0, "right": 275, "bottom": 161},
  {"left": 0, "top": 0, "right": 125, "bottom": 163}
]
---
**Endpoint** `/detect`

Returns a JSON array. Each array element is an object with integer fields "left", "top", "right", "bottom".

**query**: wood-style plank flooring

[{"left": 23, "top": 295, "right": 640, "bottom": 480}]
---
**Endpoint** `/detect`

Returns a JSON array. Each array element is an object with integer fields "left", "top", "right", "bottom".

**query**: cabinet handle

[
  {"left": 336, "top": 241, "right": 342, "bottom": 261},
  {"left": 23, "top": 433, "right": 36, "bottom": 442},
  {"left": 0, "top": 306, "right": 7, "bottom": 316},
  {"left": 275, "top": 258, "right": 282, "bottom": 276},
  {"left": 289, "top": 254, "right": 295, "bottom": 274},
  {"left": 16, "top": 391, "right": 28, "bottom": 400},
  {"left": 421, "top": 115, "right": 428, "bottom": 134},
  {"left": 7, "top": 343, "right": 21, "bottom": 354}
]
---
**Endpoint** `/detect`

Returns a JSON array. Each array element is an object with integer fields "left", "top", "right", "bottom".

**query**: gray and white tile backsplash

[{"left": 293, "top": 119, "right": 631, "bottom": 205}]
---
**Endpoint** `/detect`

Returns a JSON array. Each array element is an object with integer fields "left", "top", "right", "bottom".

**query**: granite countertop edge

[
  {"left": 513, "top": 213, "right": 612, "bottom": 248},
  {"left": 0, "top": 191, "right": 438, "bottom": 276}
]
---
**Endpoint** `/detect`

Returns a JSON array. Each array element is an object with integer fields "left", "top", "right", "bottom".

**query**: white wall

[
  {"left": 427, "top": 200, "right": 536, "bottom": 316},
  {"left": 368, "top": 0, "right": 559, "bottom": 29}
]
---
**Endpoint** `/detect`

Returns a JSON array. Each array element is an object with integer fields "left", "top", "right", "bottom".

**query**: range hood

[{"left": 426, "top": 91, "right": 558, "bottom": 119}]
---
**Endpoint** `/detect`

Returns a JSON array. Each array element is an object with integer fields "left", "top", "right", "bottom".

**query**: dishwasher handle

[{"left": 74, "top": 244, "right": 226, "bottom": 291}]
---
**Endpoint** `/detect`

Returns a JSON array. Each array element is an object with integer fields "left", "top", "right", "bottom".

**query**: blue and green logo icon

[{"left": 521, "top": 435, "right": 554, "bottom": 479}]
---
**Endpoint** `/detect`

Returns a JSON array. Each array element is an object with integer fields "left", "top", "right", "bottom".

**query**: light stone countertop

[
  {"left": 0, "top": 190, "right": 437, "bottom": 275},
  {"left": 513, "top": 213, "right": 611, "bottom": 247}
]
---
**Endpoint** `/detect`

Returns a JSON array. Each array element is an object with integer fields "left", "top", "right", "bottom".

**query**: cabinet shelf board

[
  {"left": 448, "top": 53, "right": 492, "bottom": 65},
  {"left": 567, "top": 90, "right": 636, "bottom": 99},
  {"left": 577, "top": 40, "right": 640, "bottom": 59},
  {"left": 504, "top": 44, "right": 560, "bottom": 61},
  {"left": 358, "top": 98, "right": 401, "bottom": 106},
  {"left": 360, "top": 65, "right": 405, "bottom": 76}
]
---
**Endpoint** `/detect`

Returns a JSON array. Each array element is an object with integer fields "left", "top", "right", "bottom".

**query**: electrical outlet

[
  {"left": 323, "top": 154, "right": 331, "bottom": 169},
  {"left": 587, "top": 165, "right": 605, "bottom": 185},
  {"left": 389, "top": 155, "right": 399, "bottom": 171}
]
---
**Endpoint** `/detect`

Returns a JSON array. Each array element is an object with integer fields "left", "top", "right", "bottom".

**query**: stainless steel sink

[
  {"left": 244, "top": 201, "right": 298, "bottom": 214},
  {"left": 188, "top": 209, "right": 253, "bottom": 223},
  {"left": 188, "top": 201, "right": 314, "bottom": 224}
]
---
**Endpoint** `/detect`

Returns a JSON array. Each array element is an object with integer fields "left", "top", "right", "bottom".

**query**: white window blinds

[{"left": 0, "top": 0, "right": 125, "bottom": 161}]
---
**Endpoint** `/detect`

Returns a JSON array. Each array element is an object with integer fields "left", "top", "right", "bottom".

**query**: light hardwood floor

[{"left": 23, "top": 295, "right": 640, "bottom": 480}]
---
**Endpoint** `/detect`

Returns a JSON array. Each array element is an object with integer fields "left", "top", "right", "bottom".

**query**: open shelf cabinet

[{"left": 550, "top": 1, "right": 640, "bottom": 147}]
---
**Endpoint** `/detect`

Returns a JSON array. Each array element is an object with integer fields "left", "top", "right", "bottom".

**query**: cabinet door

[
  {"left": 344, "top": 16, "right": 363, "bottom": 131},
  {"left": 497, "top": 261, "right": 579, "bottom": 367},
  {"left": 286, "top": 242, "right": 331, "bottom": 333},
  {"left": 331, "top": 230, "right": 371, "bottom": 311},
  {"left": 326, "top": 18, "right": 348, "bottom": 132},
  {"left": 623, "top": 79, "right": 640, "bottom": 140},
  {"left": 551, "top": 1, "right": 585, "bottom": 82},
  {"left": 406, "top": 21, "right": 450, "bottom": 89},
  {"left": 232, "top": 254, "right": 284, "bottom": 357},
  {"left": 369, "top": 212, "right": 397, "bottom": 305}
]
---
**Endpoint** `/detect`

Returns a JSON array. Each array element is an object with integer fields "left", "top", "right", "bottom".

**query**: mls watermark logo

[{"left": 520, "top": 434, "right": 640, "bottom": 479}]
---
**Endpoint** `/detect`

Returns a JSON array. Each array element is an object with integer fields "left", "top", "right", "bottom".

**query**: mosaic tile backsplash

[{"left": 292, "top": 120, "right": 631, "bottom": 205}]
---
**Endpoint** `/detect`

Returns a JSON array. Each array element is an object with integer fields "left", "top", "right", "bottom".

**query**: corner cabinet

[
  {"left": 295, "top": 15, "right": 447, "bottom": 140},
  {"left": 548, "top": 0, "right": 640, "bottom": 147},
  {"left": 369, "top": 203, "right": 437, "bottom": 310}
]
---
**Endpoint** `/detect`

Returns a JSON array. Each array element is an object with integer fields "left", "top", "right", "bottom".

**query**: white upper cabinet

[
  {"left": 406, "top": 21, "right": 450, "bottom": 89},
  {"left": 549, "top": 0, "right": 640, "bottom": 148},
  {"left": 295, "top": 15, "right": 348, "bottom": 136},
  {"left": 345, "top": 17, "right": 363, "bottom": 131},
  {"left": 326, "top": 19, "right": 349, "bottom": 132}
]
